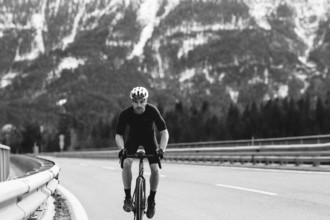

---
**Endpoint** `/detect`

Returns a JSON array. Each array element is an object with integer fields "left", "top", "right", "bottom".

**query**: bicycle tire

[{"left": 134, "top": 177, "right": 145, "bottom": 220}]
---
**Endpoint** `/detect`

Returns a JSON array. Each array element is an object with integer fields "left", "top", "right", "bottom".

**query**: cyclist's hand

[
  {"left": 118, "top": 148, "right": 127, "bottom": 159},
  {"left": 157, "top": 149, "right": 164, "bottom": 159}
]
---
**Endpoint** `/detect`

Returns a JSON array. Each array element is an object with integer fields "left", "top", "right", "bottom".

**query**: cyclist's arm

[
  {"left": 115, "top": 134, "right": 125, "bottom": 150},
  {"left": 115, "top": 110, "right": 128, "bottom": 150},
  {"left": 158, "top": 129, "right": 169, "bottom": 152}
]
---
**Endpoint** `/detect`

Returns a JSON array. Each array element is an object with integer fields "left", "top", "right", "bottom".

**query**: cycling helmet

[{"left": 130, "top": 87, "right": 149, "bottom": 100}]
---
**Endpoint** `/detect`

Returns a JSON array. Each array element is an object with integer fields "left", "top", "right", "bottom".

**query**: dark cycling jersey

[
  {"left": 116, "top": 104, "right": 167, "bottom": 163},
  {"left": 116, "top": 104, "right": 166, "bottom": 138}
]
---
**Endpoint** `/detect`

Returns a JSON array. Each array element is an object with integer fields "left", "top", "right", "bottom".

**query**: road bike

[{"left": 120, "top": 151, "right": 162, "bottom": 220}]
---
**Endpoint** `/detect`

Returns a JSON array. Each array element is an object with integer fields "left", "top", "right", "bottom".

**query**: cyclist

[{"left": 115, "top": 86, "right": 169, "bottom": 219}]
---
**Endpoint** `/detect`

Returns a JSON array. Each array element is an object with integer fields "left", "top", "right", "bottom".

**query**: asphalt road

[{"left": 50, "top": 157, "right": 330, "bottom": 220}]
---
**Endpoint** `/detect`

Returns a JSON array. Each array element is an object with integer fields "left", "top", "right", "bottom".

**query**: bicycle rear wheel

[{"left": 134, "top": 177, "right": 146, "bottom": 220}]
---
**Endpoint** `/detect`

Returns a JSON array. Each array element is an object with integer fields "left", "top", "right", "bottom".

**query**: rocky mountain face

[{"left": 0, "top": 0, "right": 330, "bottom": 130}]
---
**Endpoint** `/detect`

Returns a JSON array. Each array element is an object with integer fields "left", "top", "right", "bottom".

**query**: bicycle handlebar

[{"left": 120, "top": 151, "right": 162, "bottom": 169}]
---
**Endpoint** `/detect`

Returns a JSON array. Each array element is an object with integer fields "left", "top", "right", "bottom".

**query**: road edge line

[{"left": 56, "top": 184, "right": 89, "bottom": 220}]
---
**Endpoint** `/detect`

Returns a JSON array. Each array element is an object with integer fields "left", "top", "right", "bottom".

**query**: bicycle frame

[{"left": 120, "top": 151, "right": 161, "bottom": 220}]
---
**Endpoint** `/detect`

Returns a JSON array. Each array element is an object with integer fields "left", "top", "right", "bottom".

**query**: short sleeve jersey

[{"left": 116, "top": 104, "right": 167, "bottom": 140}]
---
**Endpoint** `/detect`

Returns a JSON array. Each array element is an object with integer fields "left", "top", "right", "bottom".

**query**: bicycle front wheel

[{"left": 134, "top": 177, "right": 146, "bottom": 220}]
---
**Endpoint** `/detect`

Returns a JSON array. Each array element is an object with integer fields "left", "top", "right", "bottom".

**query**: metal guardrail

[
  {"left": 0, "top": 144, "right": 10, "bottom": 182},
  {"left": 0, "top": 156, "right": 60, "bottom": 219},
  {"left": 164, "top": 143, "right": 330, "bottom": 169},
  {"left": 44, "top": 142, "right": 330, "bottom": 171},
  {"left": 167, "top": 134, "right": 330, "bottom": 148}
]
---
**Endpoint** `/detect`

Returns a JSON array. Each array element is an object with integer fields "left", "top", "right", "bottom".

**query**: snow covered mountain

[{"left": 0, "top": 0, "right": 329, "bottom": 127}]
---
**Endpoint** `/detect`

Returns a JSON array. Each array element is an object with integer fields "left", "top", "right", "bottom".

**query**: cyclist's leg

[
  {"left": 149, "top": 163, "right": 159, "bottom": 192},
  {"left": 123, "top": 140, "right": 139, "bottom": 192},
  {"left": 143, "top": 138, "right": 159, "bottom": 192},
  {"left": 143, "top": 139, "right": 159, "bottom": 218},
  {"left": 122, "top": 157, "right": 134, "bottom": 212},
  {"left": 122, "top": 158, "right": 133, "bottom": 190},
  {"left": 122, "top": 141, "right": 139, "bottom": 212}
]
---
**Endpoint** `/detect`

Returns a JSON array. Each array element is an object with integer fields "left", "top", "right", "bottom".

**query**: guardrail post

[
  {"left": 295, "top": 157, "right": 302, "bottom": 166},
  {"left": 312, "top": 158, "right": 320, "bottom": 167},
  {"left": 264, "top": 157, "right": 268, "bottom": 165},
  {"left": 252, "top": 155, "right": 255, "bottom": 165}
]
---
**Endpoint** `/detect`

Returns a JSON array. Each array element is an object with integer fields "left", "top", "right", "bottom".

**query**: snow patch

[
  {"left": 0, "top": 71, "right": 18, "bottom": 88},
  {"left": 248, "top": 76, "right": 264, "bottom": 85},
  {"left": 128, "top": 0, "right": 180, "bottom": 58},
  {"left": 57, "top": 99, "right": 68, "bottom": 106},
  {"left": 277, "top": 84, "right": 288, "bottom": 98},
  {"left": 14, "top": 11, "right": 46, "bottom": 61},
  {"left": 203, "top": 68, "right": 215, "bottom": 84},
  {"left": 177, "top": 33, "right": 209, "bottom": 59},
  {"left": 226, "top": 86, "right": 239, "bottom": 103},
  {"left": 179, "top": 69, "right": 195, "bottom": 82},
  {"left": 295, "top": 70, "right": 309, "bottom": 94},
  {"left": 46, "top": 57, "right": 86, "bottom": 83},
  {"left": 61, "top": 2, "right": 86, "bottom": 50},
  {"left": 245, "top": 0, "right": 273, "bottom": 30},
  {"left": 218, "top": 73, "right": 226, "bottom": 82}
]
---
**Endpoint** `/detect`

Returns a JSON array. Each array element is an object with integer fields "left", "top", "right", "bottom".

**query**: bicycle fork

[{"left": 138, "top": 158, "right": 146, "bottom": 210}]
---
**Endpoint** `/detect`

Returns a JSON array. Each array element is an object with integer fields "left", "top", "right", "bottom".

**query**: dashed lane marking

[
  {"left": 79, "top": 163, "right": 88, "bottom": 167},
  {"left": 101, "top": 166, "right": 116, "bottom": 170},
  {"left": 216, "top": 183, "right": 278, "bottom": 196}
]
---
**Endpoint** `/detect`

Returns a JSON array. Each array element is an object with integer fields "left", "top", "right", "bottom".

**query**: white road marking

[
  {"left": 101, "top": 166, "right": 116, "bottom": 170},
  {"left": 221, "top": 166, "right": 330, "bottom": 175},
  {"left": 216, "top": 184, "right": 278, "bottom": 196},
  {"left": 56, "top": 185, "right": 88, "bottom": 220}
]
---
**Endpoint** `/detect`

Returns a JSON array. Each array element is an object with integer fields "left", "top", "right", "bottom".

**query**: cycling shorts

[{"left": 125, "top": 137, "right": 159, "bottom": 164}]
